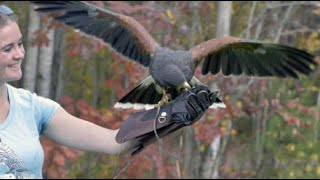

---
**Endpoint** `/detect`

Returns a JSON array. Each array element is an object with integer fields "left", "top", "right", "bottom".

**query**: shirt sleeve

[{"left": 32, "top": 95, "right": 61, "bottom": 134}]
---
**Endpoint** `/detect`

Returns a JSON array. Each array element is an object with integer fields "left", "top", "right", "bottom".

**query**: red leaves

[
  {"left": 33, "top": 29, "right": 50, "bottom": 47},
  {"left": 52, "top": 153, "right": 65, "bottom": 166},
  {"left": 59, "top": 96, "right": 75, "bottom": 115},
  {"left": 194, "top": 110, "right": 225, "bottom": 144},
  {"left": 44, "top": 95, "right": 127, "bottom": 178},
  {"left": 286, "top": 100, "right": 316, "bottom": 116},
  {"left": 107, "top": 1, "right": 145, "bottom": 15},
  {"left": 280, "top": 100, "right": 317, "bottom": 129},
  {"left": 41, "top": 137, "right": 83, "bottom": 179},
  {"left": 282, "top": 113, "right": 302, "bottom": 127}
]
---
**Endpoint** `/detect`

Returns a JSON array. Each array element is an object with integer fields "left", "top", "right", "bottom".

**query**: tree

[
  {"left": 199, "top": 1, "right": 233, "bottom": 179},
  {"left": 23, "top": 3, "right": 40, "bottom": 92},
  {"left": 15, "top": 1, "right": 320, "bottom": 178}
]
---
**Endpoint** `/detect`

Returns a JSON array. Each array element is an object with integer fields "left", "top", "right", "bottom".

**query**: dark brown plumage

[{"left": 31, "top": 1, "right": 317, "bottom": 110}]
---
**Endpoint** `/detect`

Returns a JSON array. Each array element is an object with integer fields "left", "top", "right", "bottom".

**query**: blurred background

[{"left": 2, "top": 1, "right": 320, "bottom": 178}]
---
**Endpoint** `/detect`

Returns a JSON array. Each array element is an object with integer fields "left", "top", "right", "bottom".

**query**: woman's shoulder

[
  {"left": 7, "top": 84, "right": 60, "bottom": 109},
  {"left": 7, "top": 84, "right": 39, "bottom": 103}
]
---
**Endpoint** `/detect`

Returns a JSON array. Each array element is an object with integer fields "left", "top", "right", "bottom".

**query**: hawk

[{"left": 31, "top": 1, "right": 317, "bottom": 110}]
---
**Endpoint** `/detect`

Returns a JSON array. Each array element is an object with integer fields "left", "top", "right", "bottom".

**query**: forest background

[{"left": 3, "top": 1, "right": 320, "bottom": 179}]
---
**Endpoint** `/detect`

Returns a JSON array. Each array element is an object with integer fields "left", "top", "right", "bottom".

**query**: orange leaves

[
  {"left": 91, "top": 39, "right": 106, "bottom": 54},
  {"left": 280, "top": 99, "right": 317, "bottom": 129},
  {"left": 44, "top": 95, "right": 126, "bottom": 178},
  {"left": 107, "top": 1, "right": 145, "bottom": 15},
  {"left": 117, "top": 140, "right": 182, "bottom": 178},
  {"left": 281, "top": 113, "right": 306, "bottom": 139},
  {"left": 282, "top": 113, "right": 302, "bottom": 127},
  {"left": 286, "top": 100, "right": 317, "bottom": 116},
  {"left": 60, "top": 94, "right": 128, "bottom": 129},
  {"left": 60, "top": 96, "right": 75, "bottom": 115},
  {"left": 59, "top": 95, "right": 73, "bottom": 105},
  {"left": 32, "top": 15, "right": 61, "bottom": 47},
  {"left": 194, "top": 110, "right": 225, "bottom": 144},
  {"left": 75, "top": 98, "right": 123, "bottom": 128},
  {"left": 65, "top": 30, "right": 107, "bottom": 60},
  {"left": 33, "top": 29, "right": 50, "bottom": 47},
  {"left": 52, "top": 153, "right": 65, "bottom": 166},
  {"left": 276, "top": 99, "right": 318, "bottom": 140},
  {"left": 41, "top": 137, "right": 83, "bottom": 179},
  {"left": 125, "top": 153, "right": 154, "bottom": 178},
  {"left": 223, "top": 96, "right": 238, "bottom": 118}
]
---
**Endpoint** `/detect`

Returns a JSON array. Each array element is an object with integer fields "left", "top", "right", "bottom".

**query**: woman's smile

[{"left": 8, "top": 63, "right": 20, "bottom": 69}]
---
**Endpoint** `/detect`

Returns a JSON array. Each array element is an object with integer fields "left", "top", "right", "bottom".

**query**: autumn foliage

[{"left": 20, "top": 1, "right": 320, "bottom": 178}]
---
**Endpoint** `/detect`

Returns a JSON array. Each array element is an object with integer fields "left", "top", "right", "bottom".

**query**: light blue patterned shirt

[{"left": 0, "top": 84, "right": 60, "bottom": 178}]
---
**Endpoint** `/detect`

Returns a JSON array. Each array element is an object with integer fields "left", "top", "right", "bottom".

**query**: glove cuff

[{"left": 115, "top": 105, "right": 174, "bottom": 144}]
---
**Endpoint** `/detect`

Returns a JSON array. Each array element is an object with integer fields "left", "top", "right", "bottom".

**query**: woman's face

[{"left": 0, "top": 21, "right": 24, "bottom": 84}]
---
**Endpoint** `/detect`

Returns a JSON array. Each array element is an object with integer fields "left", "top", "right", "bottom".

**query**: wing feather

[
  {"left": 190, "top": 36, "right": 317, "bottom": 78},
  {"left": 31, "top": 1, "right": 158, "bottom": 67}
]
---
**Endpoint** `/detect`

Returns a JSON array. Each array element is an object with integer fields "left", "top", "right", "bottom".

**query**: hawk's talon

[
  {"left": 181, "top": 82, "right": 191, "bottom": 92},
  {"left": 155, "top": 90, "right": 170, "bottom": 108}
]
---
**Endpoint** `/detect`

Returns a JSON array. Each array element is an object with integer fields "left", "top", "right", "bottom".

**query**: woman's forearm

[{"left": 43, "top": 107, "right": 136, "bottom": 155}]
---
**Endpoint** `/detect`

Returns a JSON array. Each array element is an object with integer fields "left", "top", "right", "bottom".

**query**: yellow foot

[
  {"left": 155, "top": 90, "right": 169, "bottom": 108},
  {"left": 180, "top": 82, "right": 191, "bottom": 92}
]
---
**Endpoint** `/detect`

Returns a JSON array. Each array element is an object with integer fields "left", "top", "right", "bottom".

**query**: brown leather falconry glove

[{"left": 116, "top": 85, "right": 221, "bottom": 155}]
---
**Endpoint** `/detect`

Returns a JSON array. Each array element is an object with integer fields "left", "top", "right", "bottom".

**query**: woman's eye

[{"left": 3, "top": 47, "right": 12, "bottom": 52}]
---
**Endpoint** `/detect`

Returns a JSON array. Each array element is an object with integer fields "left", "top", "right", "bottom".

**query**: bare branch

[
  {"left": 241, "top": 1, "right": 317, "bottom": 40},
  {"left": 266, "top": 1, "right": 318, "bottom": 9},
  {"left": 281, "top": 27, "right": 318, "bottom": 36},
  {"left": 314, "top": 89, "right": 320, "bottom": 141},
  {"left": 273, "top": 3, "right": 295, "bottom": 43},
  {"left": 245, "top": 1, "right": 258, "bottom": 39}
]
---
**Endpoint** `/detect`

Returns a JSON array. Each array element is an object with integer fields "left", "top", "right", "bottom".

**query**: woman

[{"left": 0, "top": 4, "right": 216, "bottom": 178}]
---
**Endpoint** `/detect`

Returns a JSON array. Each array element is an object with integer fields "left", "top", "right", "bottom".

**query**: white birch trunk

[
  {"left": 216, "top": 1, "right": 232, "bottom": 37},
  {"left": 23, "top": 4, "right": 40, "bottom": 92},
  {"left": 37, "top": 26, "right": 55, "bottom": 98},
  {"left": 203, "top": 1, "right": 232, "bottom": 179}
]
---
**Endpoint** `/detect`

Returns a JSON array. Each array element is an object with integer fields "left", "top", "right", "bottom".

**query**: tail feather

[
  {"left": 209, "top": 94, "right": 226, "bottom": 109},
  {"left": 114, "top": 76, "right": 162, "bottom": 110},
  {"left": 114, "top": 76, "right": 226, "bottom": 110}
]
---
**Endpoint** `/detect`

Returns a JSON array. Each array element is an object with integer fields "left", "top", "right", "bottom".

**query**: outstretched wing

[
  {"left": 190, "top": 36, "right": 317, "bottom": 78},
  {"left": 31, "top": 1, "right": 158, "bottom": 67}
]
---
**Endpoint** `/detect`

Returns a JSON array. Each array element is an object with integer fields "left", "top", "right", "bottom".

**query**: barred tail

[
  {"left": 114, "top": 76, "right": 162, "bottom": 110},
  {"left": 114, "top": 76, "right": 226, "bottom": 110}
]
